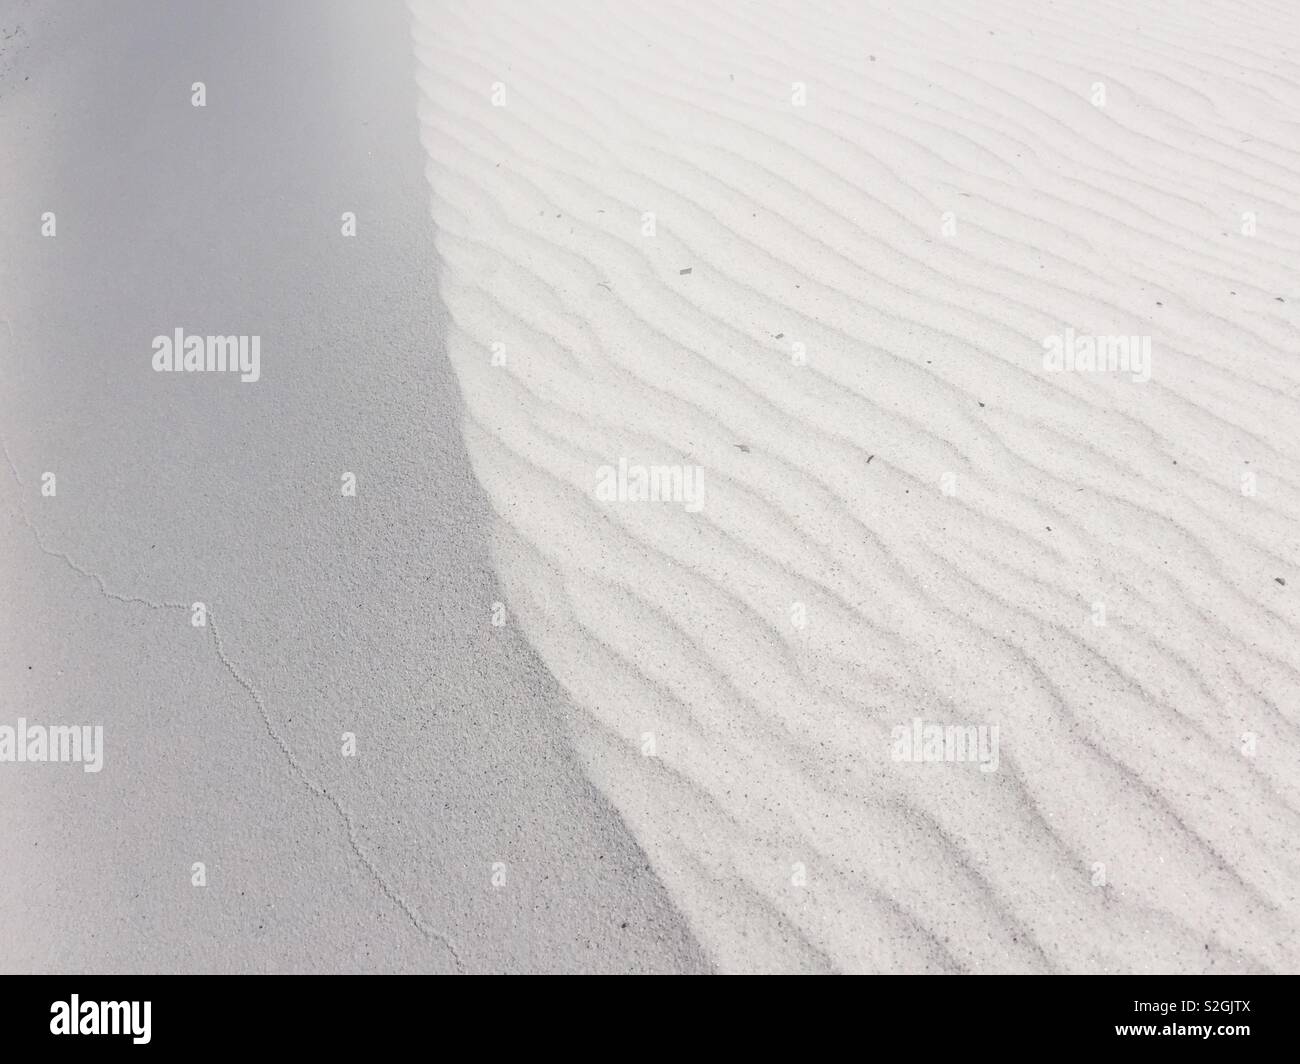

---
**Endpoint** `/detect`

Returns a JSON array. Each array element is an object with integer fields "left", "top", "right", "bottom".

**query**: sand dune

[
  {"left": 411, "top": 0, "right": 1300, "bottom": 972},
  {"left": 0, "top": 0, "right": 706, "bottom": 974}
]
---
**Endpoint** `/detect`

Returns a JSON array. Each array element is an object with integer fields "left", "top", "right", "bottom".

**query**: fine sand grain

[
  {"left": 412, "top": 0, "right": 1300, "bottom": 972},
  {"left": 0, "top": 0, "right": 707, "bottom": 973}
]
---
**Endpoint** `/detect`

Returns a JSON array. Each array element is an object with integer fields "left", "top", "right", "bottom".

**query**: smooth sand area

[{"left": 0, "top": 0, "right": 707, "bottom": 973}]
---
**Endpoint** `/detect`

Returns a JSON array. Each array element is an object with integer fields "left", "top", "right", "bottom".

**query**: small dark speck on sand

[
  {"left": 735, "top": 444, "right": 751, "bottom": 453},
  {"left": 774, "top": 332, "right": 784, "bottom": 339},
  {"left": 1277, "top": 577, "right": 1287, "bottom": 586},
  {"left": 978, "top": 401, "right": 985, "bottom": 407},
  {"left": 866, "top": 455, "right": 875, "bottom": 464},
  {"left": 596, "top": 282, "right": 612, "bottom": 291},
  {"left": 679, "top": 267, "right": 692, "bottom": 275},
  {"left": 1277, "top": 296, "right": 1286, "bottom": 302}
]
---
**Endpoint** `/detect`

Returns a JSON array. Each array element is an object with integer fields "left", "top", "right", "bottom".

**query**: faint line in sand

[{"left": 0, "top": 436, "right": 467, "bottom": 972}]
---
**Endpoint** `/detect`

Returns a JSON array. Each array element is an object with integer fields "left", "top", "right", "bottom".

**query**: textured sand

[
  {"left": 0, "top": 0, "right": 706, "bottom": 973},
  {"left": 411, "top": 0, "right": 1300, "bottom": 972}
]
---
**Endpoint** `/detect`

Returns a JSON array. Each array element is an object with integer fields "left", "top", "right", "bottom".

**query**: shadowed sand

[{"left": 0, "top": 0, "right": 708, "bottom": 973}]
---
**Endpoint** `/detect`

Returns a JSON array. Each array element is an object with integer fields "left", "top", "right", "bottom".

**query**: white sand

[
  {"left": 0, "top": 0, "right": 705, "bottom": 973},
  {"left": 412, "top": 0, "right": 1300, "bottom": 971}
]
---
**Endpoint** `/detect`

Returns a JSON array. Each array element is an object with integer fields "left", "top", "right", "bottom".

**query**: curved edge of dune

[{"left": 412, "top": 0, "right": 1300, "bottom": 972}]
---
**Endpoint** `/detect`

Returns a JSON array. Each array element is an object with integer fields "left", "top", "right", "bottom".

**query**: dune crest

[{"left": 412, "top": 0, "right": 1300, "bottom": 972}]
